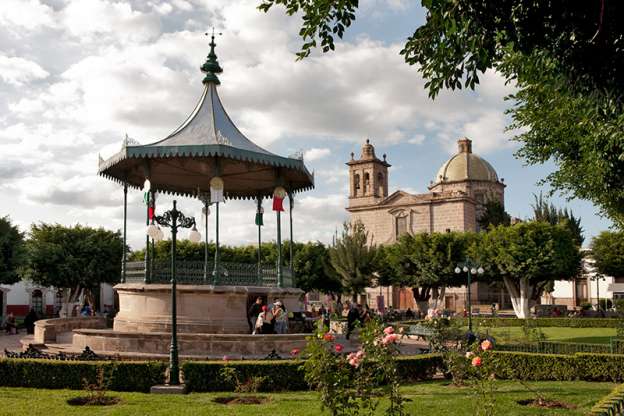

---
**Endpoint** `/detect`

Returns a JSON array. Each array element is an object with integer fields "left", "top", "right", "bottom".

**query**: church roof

[{"left": 433, "top": 138, "right": 499, "bottom": 184}]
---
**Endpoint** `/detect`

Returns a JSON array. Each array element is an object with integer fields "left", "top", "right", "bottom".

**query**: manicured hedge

[
  {"left": 590, "top": 383, "right": 624, "bottom": 416},
  {"left": 0, "top": 359, "right": 166, "bottom": 392},
  {"left": 489, "top": 351, "right": 624, "bottom": 382},
  {"left": 182, "top": 354, "right": 444, "bottom": 392},
  {"left": 400, "top": 317, "right": 623, "bottom": 328},
  {"left": 471, "top": 317, "right": 623, "bottom": 328}
]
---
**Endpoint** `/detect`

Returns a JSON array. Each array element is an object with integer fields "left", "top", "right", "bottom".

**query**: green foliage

[
  {"left": 531, "top": 193, "right": 584, "bottom": 246},
  {"left": 182, "top": 355, "right": 441, "bottom": 393},
  {"left": 258, "top": 0, "right": 624, "bottom": 228},
  {"left": 218, "top": 365, "right": 267, "bottom": 393},
  {"left": 0, "top": 216, "right": 26, "bottom": 285},
  {"left": 590, "top": 383, "right": 624, "bottom": 416},
  {"left": 0, "top": 359, "right": 166, "bottom": 392},
  {"left": 490, "top": 351, "right": 624, "bottom": 382},
  {"left": 478, "top": 199, "right": 511, "bottom": 230},
  {"left": 385, "top": 231, "right": 473, "bottom": 302},
  {"left": 328, "top": 221, "right": 381, "bottom": 299},
  {"left": 303, "top": 319, "right": 405, "bottom": 416},
  {"left": 182, "top": 360, "right": 307, "bottom": 392},
  {"left": 592, "top": 231, "right": 624, "bottom": 278},
  {"left": 21, "top": 224, "right": 124, "bottom": 289},
  {"left": 475, "top": 222, "right": 581, "bottom": 317},
  {"left": 468, "top": 317, "right": 623, "bottom": 329},
  {"left": 293, "top": 241, "right": 341, "bottom": 294}
]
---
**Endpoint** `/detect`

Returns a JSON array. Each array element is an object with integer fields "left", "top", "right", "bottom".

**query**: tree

[
  {"left": 531, "top": 193, "right": 584, "bottom": 246},
  {"left": 0, "top": 216, "right": 26, "bottom": 285},
  {"left": 477, "top": 200, "right": 511, "bottom": 230},
  {"left": 591, "top": 231, "right": 624, "bottom": 278},
  {"left": 328, "top": 221, "right": 380, "bottom": 300},
  {"left": 476, "top": 222, "right": 581, "bottom": 318},
  {"left": 293, "top": 242, "right": 342, "bottom": 295},
  {"left": 258, "top": 1, "right": 624, "bottom": 227},
  {"left": 21, "top": 224, "right": 124, "bottom": 317},
  {"left": 386, "top": 231, "right": 472, "bottom": 314}
]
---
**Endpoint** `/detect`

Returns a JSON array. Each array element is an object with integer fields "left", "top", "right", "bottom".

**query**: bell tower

[{"left": 347, "top": 139, "right": 390, "bottom": 208}]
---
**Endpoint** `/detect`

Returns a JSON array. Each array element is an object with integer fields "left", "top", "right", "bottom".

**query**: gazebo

[
  {"left": 81, "top": 36, "right": 313, "bottom": 361},
  {"left": 99, "top": 34, "right": 314, "bottom": 290}
]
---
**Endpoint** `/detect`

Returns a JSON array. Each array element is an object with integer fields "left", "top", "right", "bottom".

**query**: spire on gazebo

[{"left": 201, "top": 30, "right": 223, "bottom": 85}]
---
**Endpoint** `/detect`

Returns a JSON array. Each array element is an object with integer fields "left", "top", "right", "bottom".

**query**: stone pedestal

[
  {"left": 114, "top": 283, "right": 303, "bottom": 334},
  {"left": 150, "top": 385, "right": 187, "bottom": 394}
]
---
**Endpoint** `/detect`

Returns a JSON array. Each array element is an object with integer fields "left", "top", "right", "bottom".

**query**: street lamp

[
  {"left": 592, "top": 273, "right": 607, "bottom": 312},
  {"left": 153, "top": 200, "right": 198, "bottom": 386},
  {"left": 454, "top": 259, "right": 484, "bottom": 333}
]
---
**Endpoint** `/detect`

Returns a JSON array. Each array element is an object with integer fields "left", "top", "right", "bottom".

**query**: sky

[{"left": 0, "top": 0, "right": 613, "bottom": 251}]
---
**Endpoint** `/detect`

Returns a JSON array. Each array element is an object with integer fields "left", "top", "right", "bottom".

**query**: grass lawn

[
  {"left": 0, "top": 381, "right": 614, "bottom": 416},
  {"left": 478, "top": 326, "right": 617, "bottom": 344}
]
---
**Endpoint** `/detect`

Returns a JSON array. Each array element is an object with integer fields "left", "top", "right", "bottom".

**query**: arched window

[
  {"left": 364, "top": 173, "right": 370, "bottom": 194},
  {"left": 353, "top": 173, "right": 361, "bottom": 195},
  {"left": 31, "top": 290, "right": 43, "bottom": 315},
  {"left": 377, "top": 172, "right": 384, "bottom": 195}
]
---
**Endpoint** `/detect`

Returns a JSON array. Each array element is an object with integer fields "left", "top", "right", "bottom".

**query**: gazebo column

[
  {"left": 276, "top": 207, "right": 283, "bottom": 288},
  {"left": 256, "top": 197, "right": 262, "bottom": 285},
  {"left": 121, "top": 181, "right": 128, "bottom": 283},
  {"left": 203, "top": 198, "right": 209, "bottom": 283},
  {"left": 150, "top": 190, "right": 156, "bottom": 280},
  {"left": 144, "top": 191, "right": 151, "bottom": 284},
  {"left": 212, "top": 201, "right": 220, "bottom": 285},
  {"left": 288, "top": 192, "right": 294, "bottom": 272}
]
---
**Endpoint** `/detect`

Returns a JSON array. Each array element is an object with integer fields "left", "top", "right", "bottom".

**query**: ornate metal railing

[
  {"left": 5, "top": 344, "right": 118, "bottom": 361},
  {"left": 124, "top": 260, "right": 294, "bottom": 287}
]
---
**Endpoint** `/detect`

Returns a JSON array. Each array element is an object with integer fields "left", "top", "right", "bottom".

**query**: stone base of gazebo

[
  {"left": 71, "top": 329, "right": 308, "bottom": 358},
  {"left": 114, "top": 283, "right": 303, "bottom": 334}
]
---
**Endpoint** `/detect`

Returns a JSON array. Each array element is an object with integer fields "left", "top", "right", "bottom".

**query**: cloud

[
  {"left": 304, "top": 148, "right": 331, "bottom": 161},
  {"left": 0, "top": 0, "right": 55, "bottom": 31},
  {"left": 0, "top": 55, "right": 49, "bottom": 86}
]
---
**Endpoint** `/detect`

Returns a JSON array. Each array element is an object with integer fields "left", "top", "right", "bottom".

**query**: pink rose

[
  {"left": 384, "top": 326, "right": 395, "bottom": 335},
  {"left": 323, "top": 333, "right": 335, "bottom": 342},
  {"left": 481, "top": 340, "right": 493, "bottom": 351},
  {"left": 290, "top": 348, "right": 300, "bottom": 357},
  {"left": 335, "top": 344, "right": 344, "bottom": 353},
  {"left": 222, "top": 355, "right": 229, "bottom": 362},
  {"left": 356, "top": 350, "right": 365, "bottom": 359},
  {"left": 465, "top": 351, "right": 474, "bottom": 359},
  {"left": 471, "top": 357, "right": 482, "bottom": 367}
]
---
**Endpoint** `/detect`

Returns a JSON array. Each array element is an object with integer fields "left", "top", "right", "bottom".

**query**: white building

[{"left": 1, "top": 281, "right": 114, "bottom": 319}]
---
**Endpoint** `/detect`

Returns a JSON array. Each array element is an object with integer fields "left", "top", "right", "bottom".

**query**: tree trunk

[
  {"left": 412, "top": 286, "right": 431, "bottom": 317},
  {"left": 503, "top": 276, "right": 531, "bottom": 319},
  {"left": 59, "top": 286, "right": 82, "bottom": 318},
  {"left": 430, "top": 286, "right": 446, "bottom": 310}
]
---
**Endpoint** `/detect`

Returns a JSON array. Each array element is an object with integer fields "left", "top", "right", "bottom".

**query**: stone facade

[{"left": 347, "top": 138, "right": 508, "bottom": 312}]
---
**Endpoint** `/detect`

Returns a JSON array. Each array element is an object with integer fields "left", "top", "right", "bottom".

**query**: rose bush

[{"left": 302, "top": 320, "right": 405, "bottom": 416}]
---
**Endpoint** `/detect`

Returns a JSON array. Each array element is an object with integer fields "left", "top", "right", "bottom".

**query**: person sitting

[
  {"left": 346, "top": 304, "right": 360, "bottom": 340},
  {"left": 4, "top": 313, "right": 17, "bottom": 335},
  {"left": 405, "top": 308, "right": 415, "bottom": 320},
  {"left": 23, "top": 308, "right": 38, "bottom": 335},
  {"left": 80, "top": 303, "right": 92, "bottom": 317}
]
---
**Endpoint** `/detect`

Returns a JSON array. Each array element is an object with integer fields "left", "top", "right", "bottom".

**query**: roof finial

[{"left": 201, "top": 28, "right": 223, "bottom": 85}]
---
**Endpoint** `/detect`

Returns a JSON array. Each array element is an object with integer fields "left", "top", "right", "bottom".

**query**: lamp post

[
  {"left": 592, "top": 273, "right": 606, "bottom": 311},
  {"left": 150, "top": 200, "right": 200, "bottom": 386},
  {"left": 454, "top": 259, "right": 484, "bottom": 333}
]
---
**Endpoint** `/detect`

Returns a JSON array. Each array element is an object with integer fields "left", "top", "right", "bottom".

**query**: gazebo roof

[{"left": 98, "top": 36, "right": 314, "bottom": 200}]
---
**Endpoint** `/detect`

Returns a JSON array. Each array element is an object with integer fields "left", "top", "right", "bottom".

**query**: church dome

[{"left": 434, "top": 138, "right": 499, "bottom": 183}]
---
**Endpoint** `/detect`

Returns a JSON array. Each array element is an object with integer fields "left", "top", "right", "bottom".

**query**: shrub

[
  {"left": 182, "top": 354, "right": 443, "bottom": 393},
  {"left": 590, "top": 383, "right": 624, "bottom": 416},
  {"left": 471, "top": 317, "right": 623, "bottom": 328},
  {"left": 182, "top": 360, "right": 307, "bottom": 392},
  {"left": 0, "top": 359, "right": 166, "bottom": 392}
]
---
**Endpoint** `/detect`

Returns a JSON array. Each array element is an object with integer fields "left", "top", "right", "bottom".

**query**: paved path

[{"left": 0, "top": 333, "right": 24, "bottom": 356}]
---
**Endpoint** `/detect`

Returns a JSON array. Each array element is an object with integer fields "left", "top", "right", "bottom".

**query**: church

[{"left": 346, "top": 137, "right": 509, "bottom": 312}]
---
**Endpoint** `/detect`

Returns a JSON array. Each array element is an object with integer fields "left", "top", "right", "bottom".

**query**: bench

[{"left": 405, "top": 324, "right": 437, "bottom": 341}]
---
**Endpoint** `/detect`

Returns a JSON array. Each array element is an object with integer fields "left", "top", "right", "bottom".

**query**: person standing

[
  {"left": 248, "top": 297, "right": 263, "bottom": 334},
  {"left": 23, "top": 308, "right": 38, "bottom": 335},
  {"left": 273, "top": 301, "right": 288, "bottom": 334},
  {"left": 256, "top": 305, "right": 274, "bottom": 334}
]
